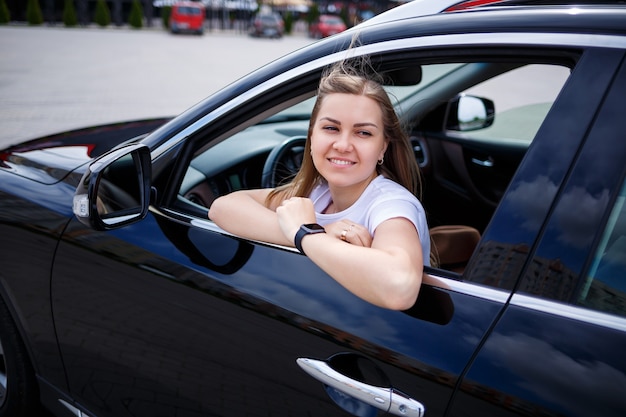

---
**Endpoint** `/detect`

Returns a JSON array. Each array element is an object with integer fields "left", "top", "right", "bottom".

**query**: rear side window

[{"left": 580, "top": 180, "right": 626, "bottom": 317}]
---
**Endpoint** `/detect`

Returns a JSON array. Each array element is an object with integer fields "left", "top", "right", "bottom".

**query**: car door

[
  {"left": 447, "top": 50, "right": 626, "bottom": 417},
  {"left": 53, "top": 205, "right": 505, "bottom": 417},
  {"left": 51, "top": 41, "right": 616, "bottom": 417}
]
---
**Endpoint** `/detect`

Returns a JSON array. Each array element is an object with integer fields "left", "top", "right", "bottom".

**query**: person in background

[{"left": 209, "top": 58, "right": 431, "bottom": 310}]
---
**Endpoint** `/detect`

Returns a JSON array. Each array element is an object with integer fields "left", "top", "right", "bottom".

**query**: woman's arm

[
  {"left": 208, "top": 189, "right": 292, "bottom": 247},
  {"left": 303, "top": 218, "right": 423, "bottom": 310},
  {"left": 277, "top": 197, "right": 423, "bottom": 310}
]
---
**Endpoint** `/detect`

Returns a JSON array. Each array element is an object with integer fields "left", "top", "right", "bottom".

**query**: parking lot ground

[{"left": 0, "top": 25, "right": 315, "bottom": 148}]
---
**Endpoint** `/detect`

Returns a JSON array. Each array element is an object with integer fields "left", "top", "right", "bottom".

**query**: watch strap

[{"left": 294, "top": 224, "right": 325, "bottom": 255}]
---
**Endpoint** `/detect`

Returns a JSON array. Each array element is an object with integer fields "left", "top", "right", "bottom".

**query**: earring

[{"left": 377, "top": 158, "right": 384, "bottom": 165}]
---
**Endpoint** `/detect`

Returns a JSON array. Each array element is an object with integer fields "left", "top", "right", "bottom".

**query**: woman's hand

[
  {"left": 324, "top": 220, "right": 372, "bottom": 247},
  {"left": 276, "top": 197, "right": 317, "bottom": 243}
]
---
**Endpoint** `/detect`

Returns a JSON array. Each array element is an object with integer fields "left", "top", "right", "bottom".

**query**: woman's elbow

[
  {"left": 383, "top": 271, "right": 422, "bottom": 311},
  {"left": 207, "top": 197, "right": 227, "bottom": 224}
]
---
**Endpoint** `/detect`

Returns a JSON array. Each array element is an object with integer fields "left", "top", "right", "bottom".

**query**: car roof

[{"left": 359, "top": 0, "right": 626, "bottom": 27}]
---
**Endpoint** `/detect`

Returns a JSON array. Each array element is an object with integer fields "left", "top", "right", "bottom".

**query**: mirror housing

[
  {"left": 445, "top": 94, "right": 495, "bottom": 131},
  {"left": 73, "top": 143, "right": 152, "bottom": 231}
]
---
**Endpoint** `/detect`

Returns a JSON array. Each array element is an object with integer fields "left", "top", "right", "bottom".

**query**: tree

[
  {"left": 63, "top": 0, "right": 78, "bottom": 27},
  {"left": 0, "top": 0, "right": 10, "bottom": 24},
  {"left": 161, "top": 5, "right": 171, "bottom": 30},
  {"left": 26, "top": 0, "right": 44, "bottom": 25},
  {"left": 128, "top": 0, "right": 143, "bottom": 29},
  {"left": 94, "top": 0, "right": 111, "bottom": 27},
  {"left": 283, "top": 11, "right": 293, "bottom": 34},
  {"left": 306, "top": 3, "right": 319, "bottom": 26}
]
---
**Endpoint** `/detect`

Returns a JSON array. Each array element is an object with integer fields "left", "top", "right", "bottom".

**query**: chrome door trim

[
  {"left": 510, "top": 293, "right": 626, "bottom": 333},
  {"left": 427, "top": 273, "right": 626, "bottom": 333}
]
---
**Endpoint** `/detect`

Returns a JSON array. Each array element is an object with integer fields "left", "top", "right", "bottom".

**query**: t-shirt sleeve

[
  {"left": 368, "top": 198, "right": 425, "bottom": 236},
  {"left": 368, "top": 198, "right": 431, "bottom": 266}
]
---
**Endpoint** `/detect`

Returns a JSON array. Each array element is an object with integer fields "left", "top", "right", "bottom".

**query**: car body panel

[
  {"left": 0, "top": 119, "right": 168, "bottom": 184},
  {"left": 51, "top": 212, "right": 509, "bottom": 416}
]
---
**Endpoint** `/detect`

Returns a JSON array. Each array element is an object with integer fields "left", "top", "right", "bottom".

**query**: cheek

[{"left": 309, "top": 133, "right": 327, "bottom": 155}]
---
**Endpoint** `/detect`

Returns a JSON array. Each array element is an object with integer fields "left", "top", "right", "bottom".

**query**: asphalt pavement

[{"left": 0, "top": 24, "right": 315, "bottom": 148}]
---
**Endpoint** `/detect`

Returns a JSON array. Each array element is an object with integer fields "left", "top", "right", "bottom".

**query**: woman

[{"left": 209, "top": 61, "right": 430, "bottom": 310}]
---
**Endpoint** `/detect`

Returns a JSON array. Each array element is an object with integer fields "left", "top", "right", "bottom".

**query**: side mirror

[
  {"left": 73, "top": 143, "right": 152, "bottom": 231},
  {"left": 445, "top": 94, "right": 495, "bottom": 131}
]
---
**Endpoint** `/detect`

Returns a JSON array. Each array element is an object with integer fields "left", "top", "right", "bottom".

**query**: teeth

[{"left": 330, "top": 159, "right": 353, "bottom": 165}]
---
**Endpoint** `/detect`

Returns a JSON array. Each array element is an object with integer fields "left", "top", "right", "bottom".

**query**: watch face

[{"left": 304, "top": 223, "right": 325, "bottom": 232}]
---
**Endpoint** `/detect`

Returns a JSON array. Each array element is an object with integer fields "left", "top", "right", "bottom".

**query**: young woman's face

[{"left": 310, "top": 93, "right": 388, "bottom": 192}]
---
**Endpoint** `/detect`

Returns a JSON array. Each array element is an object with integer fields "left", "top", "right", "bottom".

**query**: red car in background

[
  {"left": 170, "top": 1, "right": 205, "bottom": 35},
  {"left": 308, "top": 14, "right": 347, "bottom": 38}
]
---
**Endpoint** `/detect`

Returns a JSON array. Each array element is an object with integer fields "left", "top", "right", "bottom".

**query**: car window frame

[{"left": 149, "top": 35, "right": 623, "bottom": 299}]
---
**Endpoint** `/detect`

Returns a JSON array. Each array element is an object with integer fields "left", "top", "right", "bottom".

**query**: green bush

[
  {"left": 26, "top": 0, "right": 43, "bottom": 25},
  {"left": 63, "top": 0, "right": 78, "bottom": 27},
  {"left": 0, "top": 0, "right": 10, "bottom": 24},
  {"left": 283, "top": 11, "right": 293, "bottom": 34},
  {"left": 128, "top": 0, "right": 143, "bottom": 29},
  {"left": 306, "top": 4, "right": 319, "bottom": 26},
  {"left": 94, "top": 0, "right": 111, "bottom": 27},
  {"left": 340, "top": 8, "right": 350, "bottom": 28},
  {"left": 161, "top": 5, "right": 171, "bottom": 30}
]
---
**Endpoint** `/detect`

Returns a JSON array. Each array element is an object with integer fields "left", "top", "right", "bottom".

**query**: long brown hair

[{"left": 266, "top": 58, "right": 422, "bottom": 208}]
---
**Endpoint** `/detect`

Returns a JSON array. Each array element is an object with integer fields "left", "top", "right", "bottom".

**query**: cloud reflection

[{"left": 484, "top": 331, "right": 626, "bottom": 416}]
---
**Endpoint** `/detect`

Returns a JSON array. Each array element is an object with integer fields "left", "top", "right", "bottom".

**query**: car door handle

[
  {"left": 471, "top": 156, "right": 494, "bottom": 167},
  {"left": 297, "top": 357, "right": 425, "bottom": 417}
]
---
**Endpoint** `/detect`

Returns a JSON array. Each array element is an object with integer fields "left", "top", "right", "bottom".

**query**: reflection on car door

[{"left": 52, "top": 197, "right": 523, "bottom": 417}]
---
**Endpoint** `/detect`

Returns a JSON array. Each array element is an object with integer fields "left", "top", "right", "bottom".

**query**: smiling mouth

[{"left": 329, "top": 158, "right": 355, "bottom": 166}]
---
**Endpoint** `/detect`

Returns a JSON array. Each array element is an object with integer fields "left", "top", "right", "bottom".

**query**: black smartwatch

[{"left": 294, "top": 223, "right": 326, "bottom": 255}]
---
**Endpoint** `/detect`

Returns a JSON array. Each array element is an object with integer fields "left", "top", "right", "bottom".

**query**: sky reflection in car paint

[
  {"left": 463, "top": 306, "right": 626, "bottom": 417},
  {"left": 203, "top": 239, "right": 500, "bottom": 375},
  {"left": 105, "top": 212, "right": 501, "bottom": 378}
]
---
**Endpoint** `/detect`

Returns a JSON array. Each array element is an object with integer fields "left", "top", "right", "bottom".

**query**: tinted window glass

[{"left": 579, "top": 180, "right": 626, "bottom": 317}]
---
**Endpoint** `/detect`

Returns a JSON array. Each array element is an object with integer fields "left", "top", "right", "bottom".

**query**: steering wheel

[{"left": 261, "top": 136, "right": 307, "bottom": 188}]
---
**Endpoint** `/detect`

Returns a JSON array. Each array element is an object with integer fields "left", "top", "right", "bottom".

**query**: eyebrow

[{"left": 320, "top": 117, "right": 379, "bottom": 129}]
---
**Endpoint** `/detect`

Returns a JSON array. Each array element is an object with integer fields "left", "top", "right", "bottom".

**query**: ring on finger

[{"left": 340, "top": 229, "right": 348, "bottom": 242}]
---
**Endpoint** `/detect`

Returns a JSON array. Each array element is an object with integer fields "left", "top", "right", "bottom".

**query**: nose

[{"left": 332, "top": 132, "right": 353, "bottom": 152}]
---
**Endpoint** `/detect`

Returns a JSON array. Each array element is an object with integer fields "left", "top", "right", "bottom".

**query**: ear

[{"left": 379, "top": 141, "right": 389, "bottom": 160}]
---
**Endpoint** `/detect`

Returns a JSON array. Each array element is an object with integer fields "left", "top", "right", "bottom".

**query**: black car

[
  {"left": 1, "top": 1, "right": 626, "bottom": 417},
  {"left": 248, "top": 12, "right": 284, "bottom": 38}
]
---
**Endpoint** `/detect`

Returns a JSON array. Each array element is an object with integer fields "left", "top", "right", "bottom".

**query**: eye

[
  {"left": 322, "top": 125, "right": 339, "bottom": 132},
  {"left": 357, "top": 130, "right": 373, "bottom": 137}
]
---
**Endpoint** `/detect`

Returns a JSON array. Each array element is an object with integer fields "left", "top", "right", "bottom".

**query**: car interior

[{"left": 174, "top": 53, "right": 572, "bottom": 274}]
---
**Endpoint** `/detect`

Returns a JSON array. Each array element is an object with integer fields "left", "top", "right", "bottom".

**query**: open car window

[{"left": 175, "top": 55, "right": 573, "bottom": 275}]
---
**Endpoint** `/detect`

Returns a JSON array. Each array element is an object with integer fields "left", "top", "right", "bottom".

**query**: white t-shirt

[{"left": 309, "top": 175, "right": 431, "bottom": 266}]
